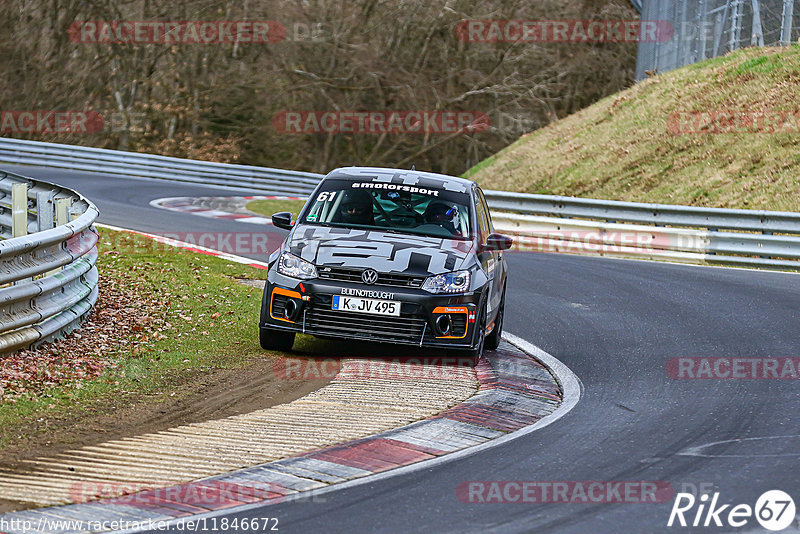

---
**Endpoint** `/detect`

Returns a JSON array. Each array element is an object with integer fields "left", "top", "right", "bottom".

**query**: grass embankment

[
  {"left": 465, "top": 46, "right": 800, "bottom": 212},
  {"left": 0, "top": 228, "right": 320, "bottom": 452},
  {"left": 246, "top": 199, "right": 307, "bottom": 218}
]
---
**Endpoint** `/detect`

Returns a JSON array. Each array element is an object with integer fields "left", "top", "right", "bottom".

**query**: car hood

[{"left": 287, "top": 225, "right": 475, "bottom": 276}]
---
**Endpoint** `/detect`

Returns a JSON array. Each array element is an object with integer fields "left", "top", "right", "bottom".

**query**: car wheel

[
  {"left": 485, "top": 289, "right": 505, "bottom": 351},
  {"left": 259, "top": 326, "right": 296, "bottom": 351}
]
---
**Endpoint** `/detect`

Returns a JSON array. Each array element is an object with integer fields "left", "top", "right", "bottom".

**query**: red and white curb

[
  {"left": 149, "top": 196, "right": 305, "bottom": 225},
  {"left": 0, "top": 335, "right": 580, "bottom": 534},
  {"left": 0, "top": 226, "right": 581, "bottom": 534}
]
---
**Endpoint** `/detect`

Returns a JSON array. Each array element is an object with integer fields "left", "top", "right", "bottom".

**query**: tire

[
  {"left": 485, "top": 288, "right": 505, "bottom": 351},
  {"left": 259, "top": 327, "right": 295, "bottom": 351}
]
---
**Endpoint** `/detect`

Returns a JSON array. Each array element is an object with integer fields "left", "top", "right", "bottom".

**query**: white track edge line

[{"left": 112, "top": 332, "right": 582, "bottom": 534}]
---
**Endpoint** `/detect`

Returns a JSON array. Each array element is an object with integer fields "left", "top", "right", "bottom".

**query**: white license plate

[{"left": 332, "top": 295, "right": 401, "bottom": 316}]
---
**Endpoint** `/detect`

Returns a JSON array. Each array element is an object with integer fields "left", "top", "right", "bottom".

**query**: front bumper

[{"left": 260, "top": 271, "right": 482, "bottom": 349}]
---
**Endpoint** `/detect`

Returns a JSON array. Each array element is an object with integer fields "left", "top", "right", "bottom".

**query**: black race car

[{"left": 259, "top": 167, "right": 512, "bottom": 363}]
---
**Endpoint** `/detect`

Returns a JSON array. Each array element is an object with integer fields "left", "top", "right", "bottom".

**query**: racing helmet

[
  {"left": 339, "top": 190, "right": 375, "bottom": 225},
  {"left": 423, "top": 201, "right": 460, "bottom": 234}
]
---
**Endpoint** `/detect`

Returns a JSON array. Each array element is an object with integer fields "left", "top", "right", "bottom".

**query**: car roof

[{"left": 324, "top": 166, "right": 477, "bottom": 195}]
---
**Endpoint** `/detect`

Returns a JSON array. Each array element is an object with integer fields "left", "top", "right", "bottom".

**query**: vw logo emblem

[{"left": 361, "top": 269, "right": 379, "bottom": 285}]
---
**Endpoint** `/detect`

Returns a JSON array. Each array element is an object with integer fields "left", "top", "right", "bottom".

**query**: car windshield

[{"left": 300, "top": 180, "right": 472, "bottom": 239}]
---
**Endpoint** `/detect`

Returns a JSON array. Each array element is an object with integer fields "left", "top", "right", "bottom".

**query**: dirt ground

[
  {"left": 0, "top": 270, "right": 331, "bottom": 514},
  {"left": 0, "top": 353, "right": 329, "bottom": 513}
]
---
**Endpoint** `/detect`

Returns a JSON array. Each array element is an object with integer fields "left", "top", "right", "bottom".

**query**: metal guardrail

[
  {"left": 0, "top": 168, "right": 99, "bottom": 353},
  {"left": 0, "top": 137, "right": 321, "bottom": 196},
  {"left": 0, "top": 137, "right": 798, "bottom": 271},
  {"left": 485, "top": 192, "right": 800, "bottom": 270}
]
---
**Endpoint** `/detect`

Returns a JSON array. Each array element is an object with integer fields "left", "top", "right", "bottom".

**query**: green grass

[
  {"left": 247, "top": 199, "right": 307, "bottom": 218},
  {"left": 465, "top": 46, "right": 800, "bottom": 212},
  {"left": 0, "top": 228, "right": 316, "bottom": 448}
]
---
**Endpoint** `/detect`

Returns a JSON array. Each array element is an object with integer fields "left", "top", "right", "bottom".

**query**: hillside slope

[{"left": 465, "top": 46, "right": 800, "bottom": 212}]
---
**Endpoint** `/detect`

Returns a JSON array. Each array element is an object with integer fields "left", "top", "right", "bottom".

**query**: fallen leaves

[{"left": 0, "top": 263, "right": 169, "bottom": 404}]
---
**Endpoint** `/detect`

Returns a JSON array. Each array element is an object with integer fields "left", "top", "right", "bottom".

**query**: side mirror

[
  {"left": 483, "top": 233, "right": 513, "bottom": 251},
  {"left": 272, "top": 212, "right": 293, "bottom": 230}
]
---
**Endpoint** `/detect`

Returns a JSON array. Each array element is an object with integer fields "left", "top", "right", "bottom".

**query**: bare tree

[{"left": 0, "top": 0, "right": 638, "bottom": 174}]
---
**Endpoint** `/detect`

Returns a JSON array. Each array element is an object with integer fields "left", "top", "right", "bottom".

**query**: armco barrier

[
  {"left": 0, "top": 137, "right": 320, "bottom": 196},
  {"left": 0, "top": 168, "right": 99, "bottom": 354},
  {"left": 485, "top": 193, "right": 800, "bottom": 270},
  {"left": 1, "top": 137, "right": 798, "bottom": 271}
]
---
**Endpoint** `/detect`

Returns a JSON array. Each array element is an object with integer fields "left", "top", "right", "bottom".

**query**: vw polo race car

[{"left": 259, "top": 167, "right": 512, "bottom": 363}]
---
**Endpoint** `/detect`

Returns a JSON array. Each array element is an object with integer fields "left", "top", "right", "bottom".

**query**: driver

[
  {"left": 339, "top": 190, "right": 375, "bottom": 225},
  {"left": 423, "top": 201, "right": 460, "bottom": 235}
]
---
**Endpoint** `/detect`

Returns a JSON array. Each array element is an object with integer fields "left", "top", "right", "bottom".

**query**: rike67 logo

[{"left": 668, "top": 490, "right": 796, "bottom": 531}]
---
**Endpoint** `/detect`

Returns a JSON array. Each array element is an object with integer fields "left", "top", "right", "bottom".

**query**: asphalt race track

[{"left": 11, "top": 166, "right": 800, "bottom": 533}]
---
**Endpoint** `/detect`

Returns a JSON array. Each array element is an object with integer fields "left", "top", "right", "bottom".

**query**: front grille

[
  {"left": 304, "top": 307, "right": 427, "bottom": 344},
  {"left": 317, "top": 267, "right": 424, "bottom": 289}
]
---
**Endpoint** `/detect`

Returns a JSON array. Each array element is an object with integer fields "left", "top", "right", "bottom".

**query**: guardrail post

[
  {"left": 36, "top": 191, "right": 55, "bottom": 232},
  {"left": 11, "top": 183, "right": 30, "bottom": 285},
  {"left": 11, "top": 183, "right": 28, "bottom": 238},
  {"left": 45, "top": 198, "right": 74, "bottom": 277},
  {"left": 55, "top": 198, "right": 72, "bottom": 226},
  {"left": 40, "top": 192, "right": 57, "bottom": 277}
]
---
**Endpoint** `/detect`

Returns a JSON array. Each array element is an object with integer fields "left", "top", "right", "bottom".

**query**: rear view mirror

[
  {"left": 272, "top": 212, "right": 293, "bottom": 230},
  {"left": 483, "top": 233, "right": 513, "bottom": 251}
]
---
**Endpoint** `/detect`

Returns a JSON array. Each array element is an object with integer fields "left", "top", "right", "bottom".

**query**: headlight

[
  {"left": 422, "top": 270, "right": 471, "bottom": 294},
  {"left": 277, "top": 252, "right": 317, "bottom": 280}
]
